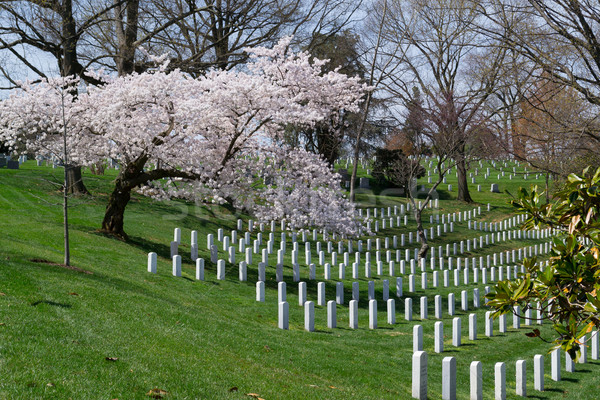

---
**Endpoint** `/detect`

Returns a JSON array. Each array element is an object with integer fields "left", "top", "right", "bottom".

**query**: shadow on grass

[
  {"left": 31, "top": 300, "right": 72, "bottom": 308},
  {"left": 126, "top": 235, "right": 173, "bottom": 260}
]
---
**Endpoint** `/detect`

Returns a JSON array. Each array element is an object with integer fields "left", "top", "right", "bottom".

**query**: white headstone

[
  {"left": 412, "top": 351, "right": 428, "bottom": 400},
  {"left": 172, "top": 255, "right": 181, "bottom": 277},
  {"left": 534, "top": 354, "right": 544, "bottom": 391},
  {"left": 256, "top": 281, "right": 265, "bottom": 302},
  {"left": 369, "top": 299, "right": 377, "bottom": 329},
  {"left": 387, "top": 299, "right": 396, "bottom": 324},
  {"left": 434, "top": 321, "right": 444, "bottom": 353},
  {"left": 147, "top": 252, "right": 157, "bottom": 273},
  {"left": 442, "top": 357, "right": 456, "bottom": 400},
  {"left": 349, "top": 300, "right": 358, "bottom": 329},
  {"left": 470, "top": 361, "right": 482, "bottom": 400},
  {"left": 495, "top": 362, "right": 506, "bottom": 400},
  {"left": 327, "top": 300, "right": 337, "bottom": 328},
  {"left": 452, "top": 317, "right": 461, "bottom": 347},
  {"left": 278, "top": 301, "right": 289, "bottom": 330},
  {"left": 551, "top": 348, "right": 561, "bottom": 381},
  {"left": 217, "top": 259, "right": 225, "bottom": 280},
  {"left": 195, "top": 258, "right": 204, "bottom": 280},
  {"left": 516, "top": 360, "right": 527, "bottom": 396},
  {"left": 469, "top": 313, "right": 477, "bottom": 340},
  {"left": 304, "top": 301, "right": 315, "bottom": 332}
]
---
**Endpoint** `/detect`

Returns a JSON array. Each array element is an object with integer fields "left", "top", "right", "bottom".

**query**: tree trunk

[
  {"left": 545, "top": 172, "right": 550, "bottom": 203},
  {"left": 114, "top": 0, "right": 140, "bottom": 76},
  {"left": 66, "top": 165, "right": 89, "bottom": 195},
  {"left": 101, "top": 177, "right": 131, "bottom": 239},
  {"left": 456, "top": 151, "right": 473, "bottom": 203},
  {"left": 60, "top": 1, "right": 89, "bottom": 197},
  {"left": 414, "top": 208, "right": 429, "bottom": 260},
  {"left": 101, "top": 154, "right": 154, "bottom": 239}
]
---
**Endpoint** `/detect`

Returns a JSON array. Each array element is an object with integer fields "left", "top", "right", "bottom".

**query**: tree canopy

[{"left": 0, "top": 38, "right": 367, "bottom": 238}]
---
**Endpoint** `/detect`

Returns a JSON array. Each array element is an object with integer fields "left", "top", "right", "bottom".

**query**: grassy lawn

[{"left": 0, "top": 161, "right": 598, "bottom": 399}]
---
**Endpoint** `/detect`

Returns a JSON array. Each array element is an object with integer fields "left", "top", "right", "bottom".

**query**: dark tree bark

[
  {"left": 65, "top": 165, "right": 90, "bottom": 195},
  {"left": 100, "top": 147, "right": 197, "bottom": 238},
  {"left": 101, "top": 175, "right": 132, "bottom": 239},
  {"left": 114, "top": 0, "right": 140, "bottom": 76},
  {"left": 414, "top": 208, "right": 429, "bottom": 260},
  {"left": 456, "top": 149, "right": 473, "bottom": 203}
]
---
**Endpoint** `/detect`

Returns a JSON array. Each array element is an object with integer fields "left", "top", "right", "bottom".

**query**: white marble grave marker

[
  {"left": 469, "top": 313, "right": 477, "bottom": 340},
  {"left": 387, "top": 299, "right": 396, "bottom": 324},
  {"left": 453, "top": 317, "right": 461, "bottom": 347},
  {"left": 327, "top": 300, "right": 337, "bottom": 328},
  {"left": 172, "top": 255, "right": 182, "bottom": 277},
  {"left": 256, "top": 281, "right": 265, "bottom": 302},
  {"left": 147, "top": 252, "right": 157, "bottom": 274},
  {"left": 420, "top": 296, "right": 428, "bottom": 320},
  {"left": 317, "top": 282, "right": 326, "bottom": 306},
  {"left": 305, "top": 301, "right": 315, "bottom": 332},
  {"left": 278, "top": 281, "right": 286, "bottom": 303},
  {"left": 434, "top": 321, "right": 444, "bottom": 353},
  {"left": 196, "top": 258, "right": 204, "bottom": 280},
  {"left": 336, "top": 281, "right": 344, "bottom": 305},
  {"left": 413, "top": 324, "right": 423, "bottom": 352},
  {"left": 412, "top": 351, "right": 428, "bottom": 400},
  {"left": 278, "top": 301, "right": 289, "bottom": 330},
  {"left": 534, "top": 354, "right": 544, "bottom": 391},
  {"left": 406, "top": 298, "right": 413, "bottom": 321},
  {"left": 516, "top": 360, "right": 526, "bottom": 396},
  {"left": 369, "top": 299, "right": 377, "bottom": 329},
  {"left": 470, "top": 361, "right": 482, "bottom": 400},
  {"left": 349, "top": 300, "right": 358, "bottom": 329},
  {"left": 551, "top": 348, "right": 561, "bottom": 381},
  {"left": 495, "top": 362, "right": 506, "bottom": 400},
  {"left": 442, "top": 357, "right": 456, "bottom": 400}
]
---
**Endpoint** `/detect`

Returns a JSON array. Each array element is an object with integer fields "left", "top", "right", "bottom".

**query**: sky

[{"left": 0, "top": 43, "right": 59, "bottom": 97}]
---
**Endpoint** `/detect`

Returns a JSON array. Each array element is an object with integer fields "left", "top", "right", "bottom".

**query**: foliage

[
  {"left": 386, "top": 87, "right": 428, "bottom": 156},
  {"left": 371, "top": 148, "right": 424, "bottom": 191},
  {"left": 486, "top": 167, "right": 600, "bottom": 360},
  {"left": 285, "top": 31, "right": 369, "bottom": 166}
]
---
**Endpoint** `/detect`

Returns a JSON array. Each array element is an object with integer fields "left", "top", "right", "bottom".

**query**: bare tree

[
  {"left": 478, "top": 0, "right": 600, "bottom": 179},
  {"left": 348, "top": 0, "right": 404, "bottom": 201},
  {"left": 381, "top": 0, "right": 505, "bottom": 203},
  {"left": 482, "top": 0, "right": 600, "bottom": 112},
  {"left": 76, "top": 0, "right": 361, "bottom": 76}
]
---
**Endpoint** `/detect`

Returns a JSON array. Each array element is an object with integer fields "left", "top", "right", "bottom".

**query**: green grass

[{"left": 0, "top": 161, "right": 599, "bottom": 399}]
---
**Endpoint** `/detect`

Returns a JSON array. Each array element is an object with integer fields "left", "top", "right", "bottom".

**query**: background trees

[
  {"left": 0, "top": 0, "right": 360, "bottom": 80},
  {"left": 479, "top": 0, "right": 600, "bottom": 177},
  {"left": 381, "top": 0, "right": 505, "bottom": 203},
  {"left": 483, "top": 0, "right": 600, "bottom": 108},
  {"left": 283, "top": 31, "right": 366, "bottom": 166}
]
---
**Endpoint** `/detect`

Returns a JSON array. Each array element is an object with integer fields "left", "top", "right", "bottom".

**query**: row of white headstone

[
  {"left": 148, "top": 248, "right": 545, "bottom": 297},
  {"left": 410, "top": 304, "right": 554, "bottom": 355},
  {"left": 164, "top": 202, "right": 525, "bottom": 264},
  {"left": 158, "top": 235, "right": 551, "bottom": 288},
  {"left": 360, "top": 203, "right": 479, "bottom": 225},
  {"left": 272, "top": 282, "right": 492, "bottom": 331},
  {"left": 167, "top": 220, "right": 550, "bottom": 272},
  {"left": 412, "top": 330, "right": 600, "bottom": 399}
]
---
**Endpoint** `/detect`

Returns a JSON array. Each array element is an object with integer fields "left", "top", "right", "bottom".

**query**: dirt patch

[{"left": 30, "top": 258, "right": 93, "bottom": 274}]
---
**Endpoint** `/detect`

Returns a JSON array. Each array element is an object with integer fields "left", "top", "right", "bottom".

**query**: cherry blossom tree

[{"left": 0, "top": 38, "right": 368, "bottom": 239}]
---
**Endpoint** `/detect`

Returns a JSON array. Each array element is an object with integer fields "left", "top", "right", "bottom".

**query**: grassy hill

[{"left": 0, "top": 161, "right": 598, "bottom": 399}]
